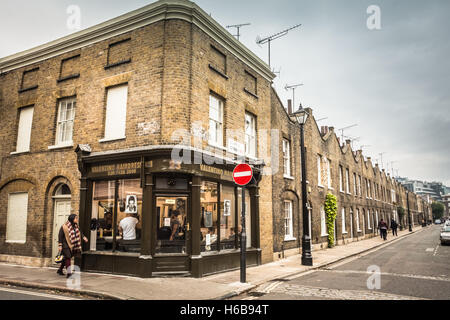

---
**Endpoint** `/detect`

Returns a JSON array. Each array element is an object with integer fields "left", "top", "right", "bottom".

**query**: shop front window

[
  {"left": 220, "top": 185, "right": 237, "bottom": 250},
  {"left": 201, "top": 181, "right": 218, "bottom": 252},
  {"left": 238, "top": 187, "right": 251, "bottom": 248},
  {"left": 90, "top": 179, "right": 142, "bottom": 253},
  {"left": 117, "top": 179, "right": 142, "bottom": 252},
  {"left": 156, "top": 196, "right": 188, "bottom": 254}
]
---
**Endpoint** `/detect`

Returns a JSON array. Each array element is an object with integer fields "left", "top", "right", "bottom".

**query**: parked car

[
  {"left": 435, "top": 219, "right": 441, "bottom": 224},
  {"left": 440, "top": 226, "right": 450, "bottom": 245}
]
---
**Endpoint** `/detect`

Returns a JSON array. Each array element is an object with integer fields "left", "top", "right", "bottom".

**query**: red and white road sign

[{"left": 233, "top": 164, "right": 253, "bottom": 186}]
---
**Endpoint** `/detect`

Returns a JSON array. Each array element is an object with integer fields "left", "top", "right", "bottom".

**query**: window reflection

[{"left": 201, "top": 181, "right": 218, "bottom": 252}]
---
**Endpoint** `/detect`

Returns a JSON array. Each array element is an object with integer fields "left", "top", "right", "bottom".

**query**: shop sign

[{"left": 89, "top": 161, "right": 141, "bottom": 177}]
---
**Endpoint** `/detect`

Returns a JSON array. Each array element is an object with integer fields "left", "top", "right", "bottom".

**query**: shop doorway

[{"left": 155, "top": 196, "right": 189, "bottom": 254}]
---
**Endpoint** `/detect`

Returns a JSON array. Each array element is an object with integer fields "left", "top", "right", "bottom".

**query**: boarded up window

[
  {"left": 107, "top": 38, "right": 131, "bottom": 67},
  {"left": 60, "top": 55, "right": 80, "bottom": 79},
  {"left": 244, "top": 70, "right": 257, "bottom": 95},
  {"left": 16, "top": 106, "right": 34, "bottom": 153},
  {"left": 104, "top": 84, "right": 128, "bottom": 141},
  {"left": 209, "top": 45, "right": 226, "bottom": 74},
  {"left": 6, "top": 193, "right": 29, "bottom": 243},
  {"left": 21, "top": 68, "right": 39, "bottom": 91}
]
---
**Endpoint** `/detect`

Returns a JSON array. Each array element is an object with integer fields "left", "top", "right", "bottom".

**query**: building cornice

[{"left": 0, "top": 0, "right": 275, "bottom": 81}]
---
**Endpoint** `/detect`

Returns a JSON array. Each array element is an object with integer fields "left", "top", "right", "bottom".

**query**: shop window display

[
  {"left": 220, "top": 185, "right": 237, "bottom": 250},
  {"left": 90, "top": 179, "right": 142, "bottom": 253},
  {"left": 201, "top": 181, "right": 218, "bottom": 252}
]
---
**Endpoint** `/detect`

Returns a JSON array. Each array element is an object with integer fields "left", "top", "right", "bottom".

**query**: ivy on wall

[{"left": 325, "top": 193, "right": 338, "bottom": 248}]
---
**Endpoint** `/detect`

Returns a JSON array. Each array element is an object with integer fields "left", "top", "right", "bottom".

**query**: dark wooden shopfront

[{"left": 75, "top": 145, "right": 262, "bottom": 278}]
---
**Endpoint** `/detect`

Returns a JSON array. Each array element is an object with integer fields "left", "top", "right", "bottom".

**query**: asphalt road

[
  {"left": 242, "top": 225, "right": 450, "bottom": 300},
  {"left": 0, "top": 285, "right": 81, "bottom": 300}
]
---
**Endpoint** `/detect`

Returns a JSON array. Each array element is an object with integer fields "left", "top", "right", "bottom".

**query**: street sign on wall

[{"left": 233, "top": 164, "right": 253, "bottom": 186}]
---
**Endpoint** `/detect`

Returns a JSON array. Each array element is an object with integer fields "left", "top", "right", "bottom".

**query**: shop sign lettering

[{"left": 90, "top": 161, "right": 141, "bottom": 176}]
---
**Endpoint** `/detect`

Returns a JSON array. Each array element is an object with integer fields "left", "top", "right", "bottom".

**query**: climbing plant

[{"left": 325, "top": 193, "right": 338, "bottom": 248}]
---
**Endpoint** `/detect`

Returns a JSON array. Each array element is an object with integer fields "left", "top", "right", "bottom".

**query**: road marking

[
  {"left": 0, "top": 286, "right": 79, "bottom": 300},
  {"left": 425, "top": 248, "right": 434, "bottom": 252},
  {"left": 271, "top": 284, "right": 426, "bottom": 300},
  {"left": 319, "top": 269, "right": 450, "bottom": 282},
  {"left": 433, "top": 245, "right": 439, "bottom": 256}
]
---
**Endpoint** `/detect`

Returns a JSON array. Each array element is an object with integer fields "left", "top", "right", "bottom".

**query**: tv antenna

[
  {"left": 344, "top": 136, "right": 360, "bottom": 149},
  {"left": 338, "top": 124, "right": 358, "bottom": 146},
  {"left": 272, "top": 67, "right": 281, "bottom": 78},
  {"left": 284, "top": 83, "right": 303, "bottom": 109},
  {"left": 359, "top": 144, "right": 371, "bottom": 151},
  {"left": 226, "top": 23, "right": 251, "bottom": 41},
  {"left": 378, "top": 152, "right": 386, "bottom": 170},
  {"left": 316, "top": 117, "right": 328, "bottom": 122},
  {"left": 256, "top": 23, "right": 302, "bottom": 67}
]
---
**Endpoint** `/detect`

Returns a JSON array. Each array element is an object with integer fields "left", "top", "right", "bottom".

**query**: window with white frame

[
  {"left": 317, "top": 155, "right": 323, "bottom": 186},
  {"left": 245, "top": 112, "right": 256, "bottom": 157},
  {"left": 209, "top": 94, "right": 224, "bottom": 146},
  {"left": 15, "top": 106, "right": 34, "bottom": 153},
  {"left": 55, "top": 97, "right": 76, "bottom": 146},
  {"left": 6, "top": 193, "right": 29, "bottom": 243},
  {"left": 103, "top": 84, "right": 128, "bottom": 141},
  {"left": 339, "top": 165, "right": 344, "bottom": 192},
  {"left": 367, "top": 210, "right": 372, "bottom": 229},
  {"left": 320, "top": 206, "right": 328, "bottom": 236},
  {"left": 283, "top": 139, "right": 291, "bottom": 177},
  {"left": 346, "top": 168, "right": 350, "bottom": 193},
  {"left": 356, "top": 208, "right": 361, "bottom": 232},
  {"left": 342, "top": 207, "right": 347, "bottom": 233},
  {"left": 284, "top": 200, "right": 295, "bottom": 240},
  {"left": 358, "top": 175, "right": 362, "bottom": 196},
  {"left": 326, "top": 158, "right": 332, "bottom": 188},
  {"left": 353, "top": 173, "right": 357, "bottom": 195}
]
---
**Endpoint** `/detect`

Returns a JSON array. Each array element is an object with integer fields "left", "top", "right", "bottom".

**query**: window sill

[
  {"left": 342, "top": 231, "right": 348, "bottom": 234},
  {"left": 18, "top": 86, "right": 38, "bottom": 93},
  {"left": 48, "top": 143, "right": 74, "bottom": 150},
  {"left": 208, "top": 64, "right": 229, "bottom": 80},
  {"left": 243, "top": 88, "right": 259, "bottom": 99},
  {"left": 284, "top": 236, "right": 297, "bottom": 242},
  {"left": 104, "top": 59, "right": 131, "bottom": 70},
  {"left": 328, "top": 187, "right": 334, "bottom": 190},
  {"left": 320, "top": 233, "right": 329, "bottom": 237},
  {"left": 57, "top": 74, "right": 80, "bottom": 83},
  {"left": 318, "top": 185, "right": 325, "bottom": 189},
  {"left": 5, "top": 240, "right": 26, "bottom": 244},
  {"left": 346, "top": 192, "right": 351, "bottom": 195},
  {"left": 99, "top": 137, "right": 126, "bottom": 143},
  {"left": 284, "top": 175, "right": 295, "bottom": 181},
  {"left": 10, "top": 150, "right": 30, "bottom": 155},
  {"left": 208, "top": 142, "right": 227, "bottom": 151}
]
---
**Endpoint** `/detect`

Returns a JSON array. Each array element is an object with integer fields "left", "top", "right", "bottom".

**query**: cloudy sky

[{"left": 1, "top": 0, "right": 449, "bottom": 186}]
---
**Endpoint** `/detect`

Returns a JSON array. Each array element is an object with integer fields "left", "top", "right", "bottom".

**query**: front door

[
  {"left": 155, "top": 196, "right": 189, "bottom": 254},
  {"left": 52, "top": 200, "right": 71, "bottom": 262}
]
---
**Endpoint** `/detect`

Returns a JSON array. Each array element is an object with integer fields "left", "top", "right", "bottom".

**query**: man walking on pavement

[
  {"left": 378, "top": 219, "right": 388, "bottom": 241},
  {"left": 391, "top": 218, "right": 398, "bottom": 236}
]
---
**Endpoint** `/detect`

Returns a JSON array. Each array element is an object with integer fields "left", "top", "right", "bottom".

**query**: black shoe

[
  {"left": 66, "top": 273, "right": 73, "bottom": 278},
  {"left": 57, "top": 269, "right": 64, "bottom": 276}
]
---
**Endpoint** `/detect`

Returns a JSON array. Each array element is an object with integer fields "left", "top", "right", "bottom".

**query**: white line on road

[
  {"left": 319, "top": 269, "right": 450, "bottom": 282},
  {"left": 433, "top": 244, "right": 439, "bottom": 256},
  {"left": 0, "top": 286, "right": 79, "bottom": 300}
]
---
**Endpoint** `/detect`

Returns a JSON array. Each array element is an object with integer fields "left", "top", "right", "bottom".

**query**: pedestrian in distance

[
  {"left": 57, "top": 214, "right": 88, "bottom": 278},
  {"left": 391, "top": 219, "right": 398, "bottom": 236},
  {"left": 378, "top": 219, "right": 388, "bottom": 241}
]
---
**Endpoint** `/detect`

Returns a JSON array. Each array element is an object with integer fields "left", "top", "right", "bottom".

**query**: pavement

[{"left": 0, "top": 225, "right": 426, "bottom": 300}]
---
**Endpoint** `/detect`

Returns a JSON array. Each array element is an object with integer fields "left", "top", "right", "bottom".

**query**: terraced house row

[{"left": 0, "top": 0, "right": 430, "bottom": 277}]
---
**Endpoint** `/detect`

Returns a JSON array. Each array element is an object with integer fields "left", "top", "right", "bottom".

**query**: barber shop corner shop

[{"left": 76, "top": 146, "right": 262, "bottom": 278}]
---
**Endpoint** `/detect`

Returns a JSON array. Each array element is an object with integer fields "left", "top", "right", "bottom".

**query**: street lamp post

[
  {"left": 406, "top": 190, "right": 412, "bottom": 232},
  {"left": 293, "top": 105, "right": 313, "bottom": 266}
]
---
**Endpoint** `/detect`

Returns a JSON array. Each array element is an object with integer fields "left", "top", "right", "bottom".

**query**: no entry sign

[{"left": 233, "top": 164, "right": 253, "bottom": 186}]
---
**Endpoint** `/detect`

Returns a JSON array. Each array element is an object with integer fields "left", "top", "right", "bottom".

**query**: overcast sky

[{"left": 1, "top": 0, "right": 449, "bottom": 186}]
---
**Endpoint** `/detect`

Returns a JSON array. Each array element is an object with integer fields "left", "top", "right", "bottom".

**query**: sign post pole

[
  {"left": 232, "top": 163, "right": 253, "bottom": 284},
  {"left": 240, "top": 186, "right": 246, "bottom": 283}
]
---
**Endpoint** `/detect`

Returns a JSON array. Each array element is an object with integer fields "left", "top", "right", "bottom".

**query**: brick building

[{"left": 0, "top": 0, "right": 430, "bottom": 277}]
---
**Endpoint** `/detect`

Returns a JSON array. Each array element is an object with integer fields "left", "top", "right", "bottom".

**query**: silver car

[{"left": 440, "top": 226, "right": 450, "bottom": 245}]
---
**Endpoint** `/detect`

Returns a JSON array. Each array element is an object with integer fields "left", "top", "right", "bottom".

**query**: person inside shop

[
  {"left": 119, "top": 212, "right": 139, "bottom": 241},
  {"left": 169, "top": 211, "right": 181, "bottom": 241}
]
